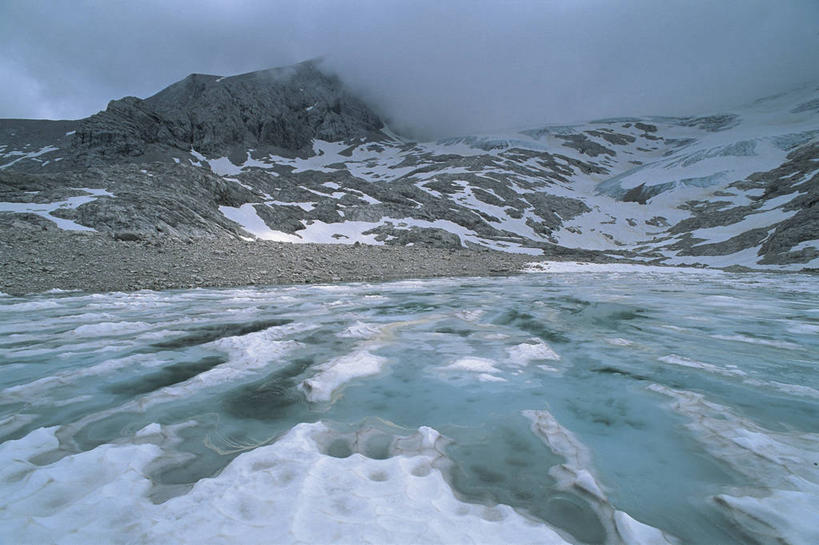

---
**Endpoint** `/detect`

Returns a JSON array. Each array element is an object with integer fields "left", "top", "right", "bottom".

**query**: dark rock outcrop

[{"left": 72, "top": 60, "right": 383, "bottom": 161}]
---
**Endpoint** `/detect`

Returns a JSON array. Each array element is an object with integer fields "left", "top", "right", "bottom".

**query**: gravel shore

[{"left": 0, "top": 228, "right": 606, "bottom": 296}]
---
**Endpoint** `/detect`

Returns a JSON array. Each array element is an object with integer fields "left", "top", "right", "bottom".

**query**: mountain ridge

[{"left": 1, "top": 62, "right": 817, "bottom": 271}]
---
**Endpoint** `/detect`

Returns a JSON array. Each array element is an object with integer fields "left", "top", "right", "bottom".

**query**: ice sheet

[
  {"left": 524, "top": 409, "right": 678, "bottom": 544},
  {"left": 0, "top": 422, "right": 574, "bottom": 545},
  {"left": 648, "top": 384, "right": 819, "bottom": 545},
  {"left": 1, "top": 270, "right": 816, "bottom": 544}
]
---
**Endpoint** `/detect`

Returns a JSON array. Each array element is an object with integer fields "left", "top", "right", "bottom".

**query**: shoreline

[
  {"left": 0, "top": 230, "right": 591, "bottom": 297},
  {"left": 3, "top": 230, "right": 811, "bottom": 298}
]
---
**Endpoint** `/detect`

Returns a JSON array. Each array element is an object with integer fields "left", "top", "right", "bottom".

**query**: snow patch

[
  {"left": 300, "top": 349, "right": 388, "bottom": 402},
  {"left": 524, "top": 261, "right": 712, "bottom": 274},
  {"left": 0, "top": 422, "right": 574, "bottom": 545},
  {"left": 507, "top": 341, "right": 560, "bottom": 364},
  {"left": 0, "top": 145, "right": 59, "bottom": 169},
  {"left": 337, "top": 321, "right": 383, "bottom": 339},
  {"left": 442, "top": 357, "right": 501, "bottom": 374}
]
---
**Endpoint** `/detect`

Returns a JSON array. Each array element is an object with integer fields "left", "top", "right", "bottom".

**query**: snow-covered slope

[
  {"left": 1, "top": 65, "right": 817, "bottom": 270},
  {"left": 201, "top": 84, "right": 819, "bottom": 269}
]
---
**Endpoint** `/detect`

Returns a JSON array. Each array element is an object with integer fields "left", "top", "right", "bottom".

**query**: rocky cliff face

[
  {"left": 72, "top": 60, "right": 383, "bottom": 162},
  {"left": 0, "top": 61, "right": 817, "bottom": 271}
]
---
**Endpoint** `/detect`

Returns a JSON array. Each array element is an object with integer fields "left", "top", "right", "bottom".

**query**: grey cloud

[{"left": 2, "top": 0, "right": 818, "bottom": 138}]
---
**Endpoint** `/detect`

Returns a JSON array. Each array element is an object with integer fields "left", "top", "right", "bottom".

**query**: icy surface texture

[
  {"left": 0, "top": 269, "right": 817, "bottom": 543},
  {"left": 0, "top": 422, "right": 572, "bottom": 545}
]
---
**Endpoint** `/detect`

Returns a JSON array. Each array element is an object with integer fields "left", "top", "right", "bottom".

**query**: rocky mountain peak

[
  {"left": 73, "top": 59, "right": 383, "bottom": 161},
  {"left": 1, "top": 65, "right": 817, "bottom": 271}
]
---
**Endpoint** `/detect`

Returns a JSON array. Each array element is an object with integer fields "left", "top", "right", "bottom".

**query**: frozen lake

[{"left": 1, "top": 268, "right": 817, "bottom": 544}]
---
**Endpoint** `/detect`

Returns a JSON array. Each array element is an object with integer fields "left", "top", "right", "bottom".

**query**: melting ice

[{"left": 0, "top": 268, "right": 817, "bottom": 544}]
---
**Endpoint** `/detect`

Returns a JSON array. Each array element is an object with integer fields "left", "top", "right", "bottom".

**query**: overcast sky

[{"left": 2, "top": 0, "right": 818, "bottom": 138}]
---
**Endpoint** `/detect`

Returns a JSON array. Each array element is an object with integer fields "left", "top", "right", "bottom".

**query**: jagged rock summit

[
  {"left": 74, "top": 60, "right": 383, "bottom": 161},
  {"left": 1, "top": 60, "right": 817, "bottom": 271}
]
